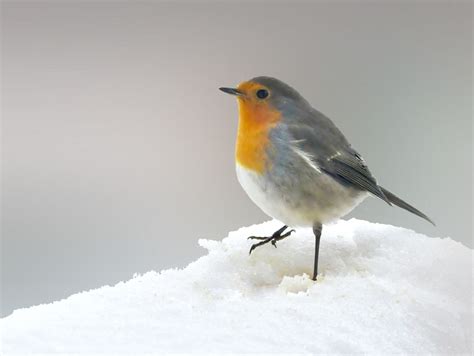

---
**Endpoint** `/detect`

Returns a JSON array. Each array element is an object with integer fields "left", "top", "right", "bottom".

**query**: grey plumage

[{"left": 251, "top": 76, "right": 434, "bottom": 225}]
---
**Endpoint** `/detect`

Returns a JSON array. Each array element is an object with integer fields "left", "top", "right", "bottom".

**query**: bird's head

[{"left": 220, "top": 76, "right": 309, "bottom": 126}]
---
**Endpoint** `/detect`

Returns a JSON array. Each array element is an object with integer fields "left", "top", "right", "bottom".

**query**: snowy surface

[{"left": 1, "top": 219, "right": 472, "bottom": 354}]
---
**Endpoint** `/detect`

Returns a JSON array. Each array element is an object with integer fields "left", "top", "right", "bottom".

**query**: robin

[{"left": 220, "top": 76, "right": 434, "bottom": 281}]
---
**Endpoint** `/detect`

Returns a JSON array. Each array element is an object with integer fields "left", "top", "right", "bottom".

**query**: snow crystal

[{"left": 1, "top": 219, "right": 472, "bottom": 354}]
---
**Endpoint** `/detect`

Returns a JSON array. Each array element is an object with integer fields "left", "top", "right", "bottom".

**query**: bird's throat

[{"left": 235, "top": 100, "right": 281, "bottom": 174}]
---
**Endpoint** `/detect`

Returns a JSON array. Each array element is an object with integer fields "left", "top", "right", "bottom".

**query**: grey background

[{"left": 1, "top": 1, "right": 472, "bottom": 317}]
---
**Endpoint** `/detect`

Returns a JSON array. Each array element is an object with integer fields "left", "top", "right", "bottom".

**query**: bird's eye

[{"left": 256, "top": 89, "right": 269, "bottom": 99}]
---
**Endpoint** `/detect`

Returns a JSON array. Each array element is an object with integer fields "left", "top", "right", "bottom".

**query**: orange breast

[{"left": 235, "top": 100, "right": 281, "bottom": 173}]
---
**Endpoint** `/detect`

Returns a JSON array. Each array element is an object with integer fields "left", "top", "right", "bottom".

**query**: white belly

[{"left": 236, "top": 163, "right": 368, "bottom": 227}]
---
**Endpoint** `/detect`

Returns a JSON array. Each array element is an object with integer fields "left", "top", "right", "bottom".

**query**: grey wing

[
  {"left": 286, "top": 109, "right": 391, "bottom": 205},
  {"left": 321, "top": 149, "right": 391, "bottom": 205}
]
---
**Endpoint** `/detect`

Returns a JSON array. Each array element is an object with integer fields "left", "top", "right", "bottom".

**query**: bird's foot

[{"left": 248, "top": 225, "right": 295, "bottom": 255}]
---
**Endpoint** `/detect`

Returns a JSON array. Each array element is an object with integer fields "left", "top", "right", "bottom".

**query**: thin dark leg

[
  {"left": 312, "top": 223, "right": 323, "bottom": 281},
  {"left": 248, "top": 225, "right": 295, "bottom": 255}
]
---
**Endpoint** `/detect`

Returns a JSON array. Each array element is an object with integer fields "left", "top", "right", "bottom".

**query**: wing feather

[
  {"left": 286, "top": 111, "right": 390, "bottom": 205},
  {"left": 321, "top": 153, "right": 391, "bottom": 205},
  {"left": 282, "top": 106, "right": 432, "bottom": 220}
]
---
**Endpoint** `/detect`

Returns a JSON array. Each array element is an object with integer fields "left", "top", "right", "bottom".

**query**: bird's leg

[
  {"left": 312, "top": 223, "right": 323, "bottom": 281},
  {"left": 248, "top": 225, "right": 295, "bottom": 255}
]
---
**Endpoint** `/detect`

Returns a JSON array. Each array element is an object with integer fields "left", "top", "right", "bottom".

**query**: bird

[{"left": 219, "top": 76, "right": 434, "bottom": 281}]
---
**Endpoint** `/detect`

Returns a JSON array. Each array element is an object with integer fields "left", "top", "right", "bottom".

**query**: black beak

[{"left": 219, "top": 87, "right": 244, "bottom": 97}]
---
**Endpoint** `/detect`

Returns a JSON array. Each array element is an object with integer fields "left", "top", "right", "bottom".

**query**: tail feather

[{"left": 379, "top": 186, "right": 435, "bottom": 226}]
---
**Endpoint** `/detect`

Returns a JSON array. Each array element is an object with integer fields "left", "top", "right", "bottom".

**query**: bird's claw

[
  {"left": 247, "top": 236, "right": 267, "bottom": 240},
  {"left": 247, "top": 226, "right": 295, "bottom": 255}
]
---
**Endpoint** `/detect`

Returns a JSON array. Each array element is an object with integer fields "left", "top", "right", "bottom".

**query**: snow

[{"left": 1, "top": 219, "right": 472, "bottom": 354}]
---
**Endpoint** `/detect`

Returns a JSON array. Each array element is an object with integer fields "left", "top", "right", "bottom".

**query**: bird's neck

[{"left": 235, "top": 101, "right": 281, "bottom": 174}]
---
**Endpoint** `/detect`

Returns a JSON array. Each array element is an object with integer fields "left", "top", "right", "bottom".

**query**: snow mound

[{"left": 1, "top": 219, "right": 472, "bottom": 354}]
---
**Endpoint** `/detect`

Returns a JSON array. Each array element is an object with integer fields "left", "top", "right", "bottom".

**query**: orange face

[{"left": 234, "top": 81, "right": 281, "bottom": 173}]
